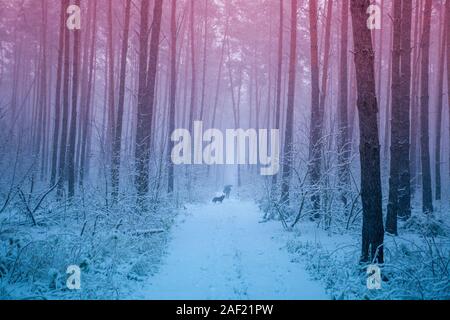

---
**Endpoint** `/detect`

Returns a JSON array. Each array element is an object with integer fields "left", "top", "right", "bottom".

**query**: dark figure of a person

[{"left": 223, "top": 185, "right": 232, "bottom": 199}]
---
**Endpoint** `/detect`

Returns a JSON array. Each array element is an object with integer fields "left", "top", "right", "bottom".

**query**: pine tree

[
  {"left": 111, "top": 0, "right": 132, "bottom": 202},
  {"left": 419, "top": 0, "right": 433, "bottom": 214},
  {"left": 280, "top": 0, "right": 298, "bottom": 206},
  {"left": 350, "top": 0, "right": 384, "bottom": 263}
]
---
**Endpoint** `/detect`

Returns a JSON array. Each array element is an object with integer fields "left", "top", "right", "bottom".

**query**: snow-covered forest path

[{"left": 135, "top": 199, "right": 328, "bottom": 300}]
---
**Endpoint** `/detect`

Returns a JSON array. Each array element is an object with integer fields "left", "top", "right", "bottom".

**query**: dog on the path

[{"left": 212, "top": 194, "right": 225, "bottom": 204}]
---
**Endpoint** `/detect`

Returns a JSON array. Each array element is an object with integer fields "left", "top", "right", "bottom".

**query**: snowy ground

[
  {"left": 4, "top": 190, "right": 446, "bottom": 299},
  {"left": 131, "top": 199, "right": 328, "bottom": 300}
]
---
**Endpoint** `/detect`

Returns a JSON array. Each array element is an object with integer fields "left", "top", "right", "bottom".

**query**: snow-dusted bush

[
  {"left": 287, "top": 230, "right": 450, "bottom": 300},
  {"left": 0, "top": 188, "right": 177, "bottom": 299}
]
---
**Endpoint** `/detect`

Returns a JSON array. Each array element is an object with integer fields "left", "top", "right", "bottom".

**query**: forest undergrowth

[{"left": 0, "top": 184, "right": 181, "bottom": 299}]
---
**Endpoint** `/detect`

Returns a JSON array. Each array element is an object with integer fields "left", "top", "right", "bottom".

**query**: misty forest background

[{"left": 0, "top": 0, "right": 449, "bottom": 299}]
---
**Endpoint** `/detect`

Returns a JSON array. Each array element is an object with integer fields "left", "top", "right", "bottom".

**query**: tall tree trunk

[
  {"left": 386, "top": 0, "right": 402, "bottom": 235},
  {"left": 50, "top": 2, "right": 63, "bottom": 186},
  {"left": 376, "top": 0, "right": 385, "bottom": 101},
  {"left": 199, "top": 0, "right": 208, "bottom": 122},
  {"left": 168, "top": 0, "right": 177, "bottom": 193},
  {"left": 211, "top": 19, "right": 228, "bottom": 129},
  {"left": 319, "top": 0, "right": 333, "bottom": 120},
  {"left": 447, "top": 0, "right": 450, "bottom": 185},
  {"left": 135, "top": 0, "right": 151, "bottom": 206},
  {"left": 186, "top": 0, "right": 197, "bottom": 196},
  {"left": 316, "top": 0, "right": 333, "bottom": 211},
  {"left": 280, "top": 0, "right": 298, "bottom": 206},
  {"left": 9, "top": 37, "right": 21, "bottom": 132},
  {"left": 80, "top": 0, "right": 97, "bottom": 185},
  {"left": 111, "top": 0, "right": 131, "bottom": 202},
  {"left": 419, "top": 0, "right": 433, "bottom": 214},
  {"left": 308, "top": 0, "right": 322, "bottom": 216},
  {"left": 272, "top": 0, "right": 284, "bottom": 186},
  {"left": 57, "top": 0, "right": 71, "bottom": 198},
  {"left": 37, "top": 0, "right": 48, "bottom": 178},
  {"left": 350, "top": 0, "right": 384, "bottom": 263},
  {"left": 76, "top": 0, "right": 92, "bottom": 179},
  {"left": 106, "top": 0, "right": 116, "bottom": 163},
  {"left": 434, "top": 2, "right": 447, "bottom": 201},
  {"left": 189, "top": 0, "right": 197, "bottom": 132},
  {"left": 383, "top": 11, "right": 393, "bottom": 162},
  {"left": 397, "top": 0, "right": 412, "bottom": 219},
  {"left": 67, "top": 0, "right": 81, "bottom": 199},
  {"left": 225, "top": 55, "right": 243, "bottom": 187},
  {"left": 410, "top": 0, "right": 423, "bottom": 195},
  {"left": 337, "top": 0, "right": 350, "bottom": 205},
  {"left": 135, "top": 0, "right": 163, "bottom": 208}
]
